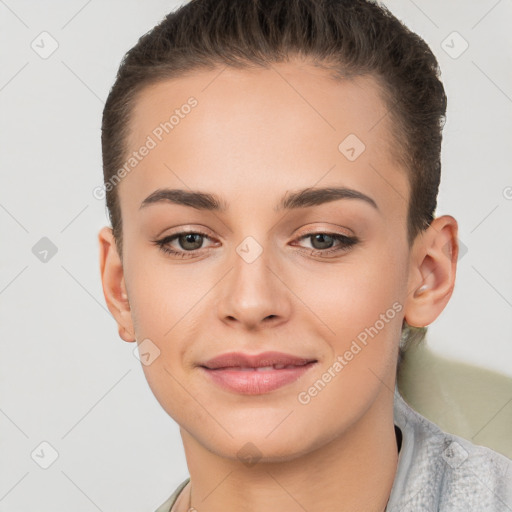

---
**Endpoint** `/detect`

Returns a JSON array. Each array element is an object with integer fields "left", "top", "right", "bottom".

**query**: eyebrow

[{"left": 139, "top": 186, "right": 379, "bottom": 213}]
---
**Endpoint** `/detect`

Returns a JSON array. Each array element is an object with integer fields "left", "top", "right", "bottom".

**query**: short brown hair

[{"left": 101, "top": 0, "right": 446, "bottom": 360}]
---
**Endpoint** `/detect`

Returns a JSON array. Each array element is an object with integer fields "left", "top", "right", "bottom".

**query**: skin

[{"left": 98, "top": 58, "right": 458, "bottom": 512}]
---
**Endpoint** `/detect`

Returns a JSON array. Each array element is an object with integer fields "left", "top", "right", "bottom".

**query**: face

[{"left": 110, "top": 60, "right": 415, "bottom": 461}]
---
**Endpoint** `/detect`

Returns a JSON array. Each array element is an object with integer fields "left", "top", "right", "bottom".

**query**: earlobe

[
  {"left": 98, "top": 226, "right": 136, "bottom": 343},
  {"left": 404, "top": 215, "right": 459, "bottom": 328}
]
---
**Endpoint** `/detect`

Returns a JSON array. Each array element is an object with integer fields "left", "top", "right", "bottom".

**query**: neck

[{"left": 176, "top": 386, "right": 399, "bottom": 512}]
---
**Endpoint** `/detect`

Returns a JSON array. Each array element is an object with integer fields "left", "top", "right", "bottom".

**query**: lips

[
  {"left": 200, "top": 351, "right": 318, "bottom": 395},
  {"left": 200, "top": 351, "right": 317, "bottom": 370}
]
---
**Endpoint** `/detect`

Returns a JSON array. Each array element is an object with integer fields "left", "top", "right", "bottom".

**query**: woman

[{"left": 97, "top": 0, "right": 512, "bottom": 510}]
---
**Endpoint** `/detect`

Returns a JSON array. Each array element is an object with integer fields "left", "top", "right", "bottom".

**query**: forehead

[{"left": 121, "top": 61, "right": 409, "bottom": 222}]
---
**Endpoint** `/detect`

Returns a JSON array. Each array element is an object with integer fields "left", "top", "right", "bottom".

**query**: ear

[
  {"left": 403, "top": 215, "right": 459, "bottom": 328},
  {"left": 98, "top": 226, "right": 136, "bottom": 342}
]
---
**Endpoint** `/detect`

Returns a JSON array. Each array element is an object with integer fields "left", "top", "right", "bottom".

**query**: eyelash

[{"left": 153, "top": 230, "right": 359, "bottom": 259}]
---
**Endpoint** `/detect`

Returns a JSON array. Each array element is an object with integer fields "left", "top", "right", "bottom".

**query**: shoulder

[{"left": 388, "top": 390, "right": 512, "bottom": 511}]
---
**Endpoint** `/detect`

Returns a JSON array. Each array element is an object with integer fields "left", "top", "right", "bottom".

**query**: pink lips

[{"left": 199, "top": 351, "right": 318, "bottom": 395}]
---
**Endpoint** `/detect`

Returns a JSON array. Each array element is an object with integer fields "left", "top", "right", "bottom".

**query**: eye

[
  {"left": 153, "top": 230, "right": 216, "bottom": 258},
  {"left": 293, "top": 232, "right": 358, "bottom": 256}
]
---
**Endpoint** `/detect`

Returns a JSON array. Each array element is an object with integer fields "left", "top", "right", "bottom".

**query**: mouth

[
  {"left": 205, "top": 362, "right": 314, "bottom": 371},
  {"left": 200, "top": 350, "right": 318, "bottom": 370},
  {"left": 198, "top": 351, "right": 318, "bottom": 395}
]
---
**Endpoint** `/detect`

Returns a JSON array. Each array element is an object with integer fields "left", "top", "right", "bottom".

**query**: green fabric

[
  {"left": 397, "top": 341, "right": 512, "bottom": 459},
  {"left": 154, "top": 478, "right": 189, "bottom": 512}
]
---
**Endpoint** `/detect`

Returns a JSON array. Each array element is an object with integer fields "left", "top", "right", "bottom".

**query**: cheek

[
  {"left": 124, "top": 249, "right": 201, "bottom": 336},
  {"left": 308, "top": 249, "right": 405, "bottom": 364},
  {"left": 125, "top": 256, "right": 212, "bottom": 380}
]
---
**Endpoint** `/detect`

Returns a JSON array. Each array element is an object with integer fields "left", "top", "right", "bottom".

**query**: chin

[{"left": 189, "top": 421, "right": 320, "bottom": 465}]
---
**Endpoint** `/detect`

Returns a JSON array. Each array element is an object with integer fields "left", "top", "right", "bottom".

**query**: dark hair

[{"left": 101, "top": 0, "right": 447, "bottom": 361}]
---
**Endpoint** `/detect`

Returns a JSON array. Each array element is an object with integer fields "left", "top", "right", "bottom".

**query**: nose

[{"left": 216, "top": 243, "right": 292, "bottom": 331}]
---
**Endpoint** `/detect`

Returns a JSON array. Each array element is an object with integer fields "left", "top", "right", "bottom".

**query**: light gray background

[{"left": 1, "top": 0, "right": 511, "bottom": 510}]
